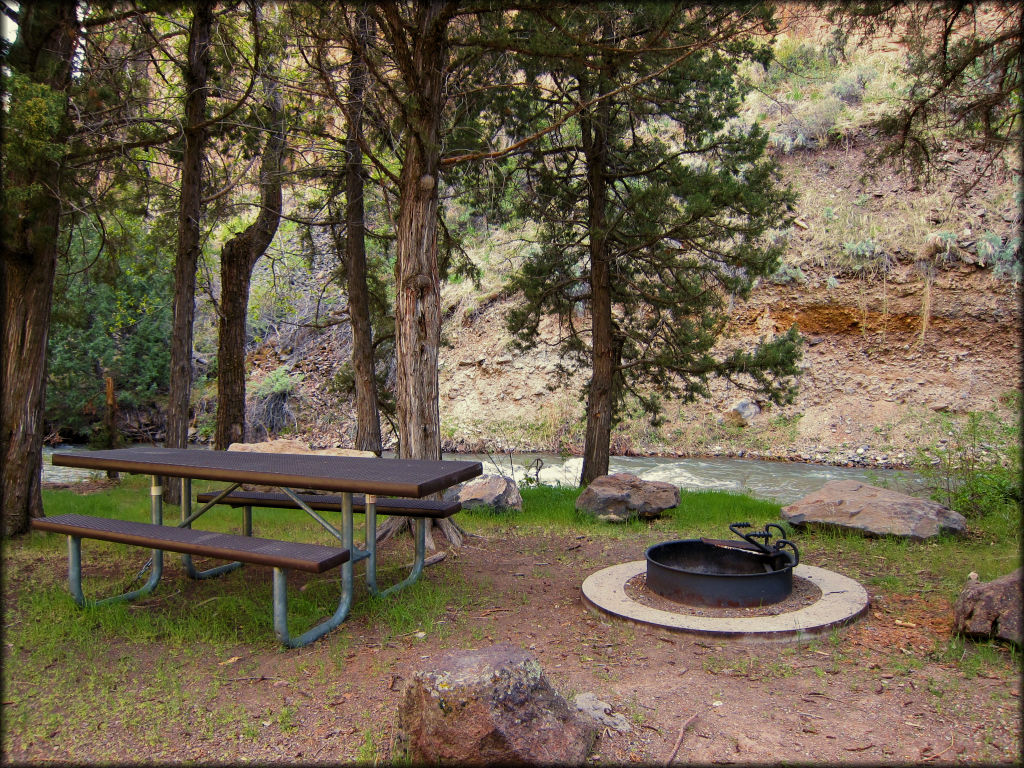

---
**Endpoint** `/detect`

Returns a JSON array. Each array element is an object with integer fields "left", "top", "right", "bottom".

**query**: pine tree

[{"left": 503, "top": 4, "right": 803, "bottom": 486}]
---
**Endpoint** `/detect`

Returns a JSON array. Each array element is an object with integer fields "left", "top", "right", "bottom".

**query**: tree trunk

[
  {"left": 377, "top": 2, "right": 466, "bottom": 548},
  {"left": 104, "top": 376, "right": 120, "bottom": 479},
  {"left": 214, "top": 21, "right": 286, "bottom": 451},
  {"left": 0, "top": 3, "right": 78, "bottom": 537},
  {"left": 345, "top": 5, "right": 383, "bottom": 455},
  {"left": 393, "top": 3, "right": 445, "bottom": 464},
  {"left": 166, "top": 2, "right": 213, "bottom": 503},
  {"left": 579, "top": 74, "right": 616, "bottom": 488}
]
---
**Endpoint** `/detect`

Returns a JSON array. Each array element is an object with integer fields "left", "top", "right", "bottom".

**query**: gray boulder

[
  {"left": 576, "top": 472, "right": 680, "bottom": 523},
  {"left": 781, "top": 479, "right": 967, "bottom": 540},
  {"left": 394, "top": 644, "right": 597, "bottom": 765},
  {"left": 954, "top": 568, "right": 1022, "bottom": 647},
  {"left": 573, "top": 692, "right": 631, "bottom": 733},
  {"left": 720, "top": 398, "right": 761, "bottom": 427},
  {"left": 445, "top": 474, "right": 522, "bottom": 512}
]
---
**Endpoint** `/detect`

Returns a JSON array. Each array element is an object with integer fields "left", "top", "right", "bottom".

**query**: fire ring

[{"left": 581, "top": 561, "right": 868, "bottom": 642}]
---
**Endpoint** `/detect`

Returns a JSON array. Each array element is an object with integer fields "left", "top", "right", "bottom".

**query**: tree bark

[
  {"left": 392, "top": 2, "right": 445, "bottom": 463},
  {"left": 579, "top": 72, "right": 617, "bottom": 488},
  {"left": 345, "top": 5, "right": 383, "bottom": 455},
  {"left": 1, "top": 3, "right": 78, "bottom": 536},
  {"left": 376, "top": 2, "right": 467, "bottom": 548},
  {"left": 214, "top": 18, "right": 286, "bottom": 451},
  {"left": 166, "top": 2, "right": 213, "bottom": 503}
]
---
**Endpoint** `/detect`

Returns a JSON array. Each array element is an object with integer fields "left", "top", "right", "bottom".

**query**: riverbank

[{"left": 43, "top": 445, "right": 925, "bottom": 506}]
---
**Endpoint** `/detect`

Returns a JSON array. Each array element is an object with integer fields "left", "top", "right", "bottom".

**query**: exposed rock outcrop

[{"left": 780, "top": 479, "right": 967, "bottom": 540}]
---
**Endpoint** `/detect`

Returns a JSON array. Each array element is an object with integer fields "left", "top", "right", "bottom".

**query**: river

[{"left": 43, "top": 446, "right": 925, "bottom": 505}]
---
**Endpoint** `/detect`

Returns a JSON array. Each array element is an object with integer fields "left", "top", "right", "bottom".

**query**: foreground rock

[
  {"left": 445, "top": 474, "right": 522, "bottom": 512},
  {"left": 781, "top": 479, "right": 967, "bottom": 540},
  {"left": 395, "top": 644, "right": 596, "bottom": 765},
  {"left": 576, "top": 472, "right": 680, "bottom": 523},
  {"left": 954, "top": 569, "right": 1022, "bottom": 647}
]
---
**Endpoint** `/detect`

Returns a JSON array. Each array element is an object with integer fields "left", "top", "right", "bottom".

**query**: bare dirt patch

[{"left": 4, "top": 527, "right": 1018, "bottom": 764}]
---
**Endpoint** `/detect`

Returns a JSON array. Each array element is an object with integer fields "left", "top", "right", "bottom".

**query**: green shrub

[
  {"left": 914, "top": 404, "right": 1021, "bottom": 518},
  {"left": 766, "top": 38, "right": 830, "bottom": 86},
  {"left": 252, "top": 366, "right": 301, "bottom": 398},
  {"left": 769, "top": 96, "right": 845, "bottom": 153},
  {"left": 248, "top": 367, "right": 302, "bottom": 438},
  {"left": 977, "top": 231, "right": 1021, "bottom": 283}
]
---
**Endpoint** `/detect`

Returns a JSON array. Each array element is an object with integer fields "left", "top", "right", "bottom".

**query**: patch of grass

[
  {"left": 352, "top": 572, "right": 467, "bottom": 643},
  {"left": 355, "top": 727, "right": 382, "bottom": 762}
]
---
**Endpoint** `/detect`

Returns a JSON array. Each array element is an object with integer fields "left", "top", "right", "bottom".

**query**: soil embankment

[{"left": 284, "top": 140, "right": 1020, "bottom": 469}]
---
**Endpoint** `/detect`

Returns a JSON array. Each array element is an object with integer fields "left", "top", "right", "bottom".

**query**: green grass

[{"left": 5, "top": 474, "right": 1020, "bottom": 760}]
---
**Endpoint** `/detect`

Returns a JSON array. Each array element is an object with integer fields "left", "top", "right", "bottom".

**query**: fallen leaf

[
  {"left": 218, "top": 656, "right": 241, "bottom": 666},
  {"left": 895, "top": 620, "right": 917, "bottom": 628}
]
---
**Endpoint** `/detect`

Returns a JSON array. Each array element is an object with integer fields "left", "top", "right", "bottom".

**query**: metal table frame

[{"left": 51, "top": 448, "right": 481, "bottom": 647}]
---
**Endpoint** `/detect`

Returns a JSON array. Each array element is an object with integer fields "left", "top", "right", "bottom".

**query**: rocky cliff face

[{"left": 271, "top": 140, "right": 1021, "bottom": 469}]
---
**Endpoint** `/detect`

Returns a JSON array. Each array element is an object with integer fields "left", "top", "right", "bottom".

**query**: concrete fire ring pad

[{"left": 582, "top": 561, "right": 869, "bottom": 643}]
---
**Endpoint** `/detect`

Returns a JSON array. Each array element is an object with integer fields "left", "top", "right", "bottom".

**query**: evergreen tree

[
  {"left": 1, "top": 1, "right": 80, "bottom": 534},
  {"left": 828, "top": 1, "right": 1022, "bottom": 181},
  {"left": 503, "top": 4, "right": 803, "bottom": 486}
]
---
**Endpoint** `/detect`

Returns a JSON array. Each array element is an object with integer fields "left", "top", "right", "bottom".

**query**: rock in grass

[
  {"left": 445, "top": 474, "right": 522, "bottom": 512},
  {"left": 953, "top": 568, "right": 1022, "bottom": 647},
  {"left": 394, "top": 644, "right": 596, "bottom": 765},
  {"left": 575, "top": 472, "right": 680, "bottom": 523},
  {"left": 780, "top": 479, "right": 966, "bottom": 540}
]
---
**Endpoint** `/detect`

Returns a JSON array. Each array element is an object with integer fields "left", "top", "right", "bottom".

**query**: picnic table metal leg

[
  {"left": 273, "top": 491, "right": 355, "bottom": 648},
  {"left": 179, "top": 477, "right": 244, "bottom": 580},
  {"left": 64, "top": 476, "right": 164, "bottom": 606},
  {"left": 366, "top": 503, "right": 427, "bottom": 599},
  {"left": 364, "top": 495, "right": 378, "bottom": 594}
]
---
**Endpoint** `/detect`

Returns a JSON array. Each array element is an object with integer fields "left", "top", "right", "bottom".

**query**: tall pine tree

[{"left": 503, "top": 4, "right": 803, "bottom": 486}]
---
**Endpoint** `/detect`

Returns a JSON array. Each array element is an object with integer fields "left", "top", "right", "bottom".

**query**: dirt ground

[{"left": 7, "top": 524, "right": 1019, "bottom": 765}]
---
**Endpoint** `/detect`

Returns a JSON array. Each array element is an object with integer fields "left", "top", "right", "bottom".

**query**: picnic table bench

[
  {"left": 37, "top": 447, "right": 481, "bottom": 648},
  {"left": 195, "top": 489, "right": 459, "bottom": 517}
]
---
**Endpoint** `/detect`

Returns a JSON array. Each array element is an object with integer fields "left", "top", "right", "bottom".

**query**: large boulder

[
  {"left": 575, "top": 472, "right": 680, "bottom": 523},
  {"left": 781, "top": 479, "right": 967, "bottom": 540},
  {"left": 227, "top": 439, "right": 376, "bottom": 458},
  {"left": 953, "top": 569, "right": 1022, "bottom": 647},
  {"left": 446, "top": 474, "right": 523, "bottom": 512},
  {"left": 394, "top": 644, "right": 597, "bottom": 765},
  {"left": 227, "top": 439, "right": 376, "bottom": 492}
]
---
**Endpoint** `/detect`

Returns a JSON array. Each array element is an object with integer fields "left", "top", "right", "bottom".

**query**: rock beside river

[
  {"left": 781, "top": 479, "right": 967, "bottom": 540},
  {"left": 576, "top": 473, "right": 680, "bottom": 523}
]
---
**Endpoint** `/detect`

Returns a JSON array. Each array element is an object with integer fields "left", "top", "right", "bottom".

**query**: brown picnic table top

[{"left": 51, "top": 446, "right": 482, "bottom": 497}]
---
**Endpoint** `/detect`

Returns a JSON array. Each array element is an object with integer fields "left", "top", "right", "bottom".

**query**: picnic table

[{"left": 35, "top": 446, "right": 482, "bottom": 647}]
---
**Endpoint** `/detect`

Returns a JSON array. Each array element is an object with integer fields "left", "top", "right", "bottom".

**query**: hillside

[
  {"left": 260, "top": 133, "right": 1019, "bottom": 470},
  {"left": 160, "top": 17, "right": 1020, "bottom": 472}
]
